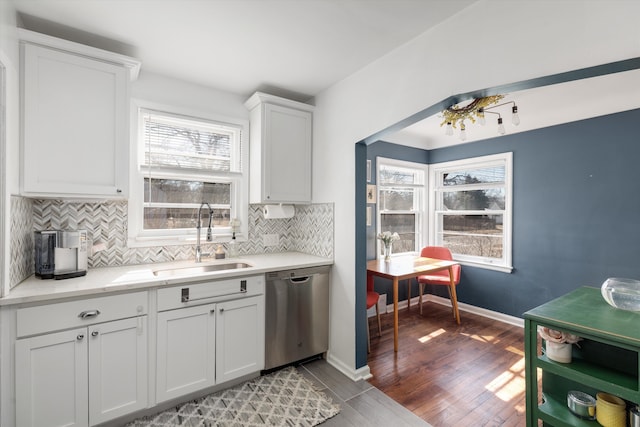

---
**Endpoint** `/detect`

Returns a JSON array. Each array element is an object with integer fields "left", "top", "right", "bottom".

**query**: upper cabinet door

[
  {"left": 20, "top": 31, "right": 140, "bottom": 199},
  {"left": 246, "top": 92, "right": 313, "bottom": 204}
]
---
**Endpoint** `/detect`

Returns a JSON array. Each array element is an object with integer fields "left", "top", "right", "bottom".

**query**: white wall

[
  {"left": 131, "top": 70, "right": 249, "bottom": 121},
  {"left": 314, "top": 0, "right": 640, "bottom": 375}
]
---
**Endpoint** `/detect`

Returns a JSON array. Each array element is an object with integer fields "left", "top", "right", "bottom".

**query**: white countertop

[{"left": 2, "top": 252, "right": 332, "bottom": 306}]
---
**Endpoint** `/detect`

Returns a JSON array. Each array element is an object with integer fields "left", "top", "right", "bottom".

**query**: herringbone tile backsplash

[{"left": 10, "top": 197, "right": 333, "bottom": 288}]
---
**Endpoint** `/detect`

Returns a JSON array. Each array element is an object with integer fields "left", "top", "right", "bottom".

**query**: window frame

[
  {"left": 428, "top": 152, "right": 513, "bottom": 273},
  {"left": 128, "top": 99, "right": 249, "bottom": 247},
  {"left": 376, "top": 157, "right": 428, "bottom": 259}
]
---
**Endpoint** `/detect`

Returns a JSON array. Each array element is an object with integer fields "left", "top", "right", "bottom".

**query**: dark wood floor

[{"left": 366, "top": 301, "right": 528, "bottom": 427}]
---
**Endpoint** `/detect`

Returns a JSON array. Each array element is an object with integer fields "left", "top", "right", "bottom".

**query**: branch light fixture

[{"left": 441, "top": 95, "right": 520, "bottom": 140}]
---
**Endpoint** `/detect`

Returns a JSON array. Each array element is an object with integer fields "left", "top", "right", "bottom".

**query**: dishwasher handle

[{"left": 289, "top": 276, "right": 311, "bottom": 284}]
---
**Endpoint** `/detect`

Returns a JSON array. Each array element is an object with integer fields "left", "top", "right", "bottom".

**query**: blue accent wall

[
  {"left": 368, "top": 108, "right": 640, "bottom": 318},
  {"left": 355, "top": 142, "right": 369, "bottom": 369}
]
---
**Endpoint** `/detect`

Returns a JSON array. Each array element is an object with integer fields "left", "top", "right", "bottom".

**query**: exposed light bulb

[
  {"left": 512, "top": 105, "right": 520, "bottom": 126},
  {"left": 445, "top": 122, "right": 453, "bottom": 136},
  {"left": 459, "top": 123, "right": 467, "bottom": 141},
  {"left": 478, "top": 109, "right": 486, "bottom": 126},
  {"left": 497, "top": 117, "right": 506, "bottom": 135}
]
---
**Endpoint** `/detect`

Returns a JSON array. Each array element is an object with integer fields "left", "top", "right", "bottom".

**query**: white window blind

[{"left": 142, "top": 109, "right": 242, "bottom": 173}]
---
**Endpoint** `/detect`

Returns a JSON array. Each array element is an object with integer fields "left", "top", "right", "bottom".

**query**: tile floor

[{"left": 297, "top": 358, "right": 431, "bottom": 427}]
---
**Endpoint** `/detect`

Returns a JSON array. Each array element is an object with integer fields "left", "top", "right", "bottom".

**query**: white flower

[
  {"left": 377, "top": 231, "right": 400, "bottom": 246},
  {"left": 538, "top": 326, "right": 581, "bottom": 344}
]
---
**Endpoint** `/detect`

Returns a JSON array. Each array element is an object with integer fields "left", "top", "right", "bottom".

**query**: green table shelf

[{"left": 524, "top": 287, "right": 640, "bottom": 427}]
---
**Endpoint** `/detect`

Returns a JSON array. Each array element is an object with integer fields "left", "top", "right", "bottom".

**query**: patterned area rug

[{"left": 126, "top": 367, "right": 340, "bottom": 426}]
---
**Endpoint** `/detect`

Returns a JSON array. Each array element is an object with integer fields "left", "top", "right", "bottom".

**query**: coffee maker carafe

[{"left": 34, "top": 230, "right": 88, "bottom": 279}]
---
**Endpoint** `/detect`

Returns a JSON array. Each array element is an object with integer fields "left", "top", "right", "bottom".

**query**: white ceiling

[
  {"left": 13, "top": 0, "right": 476, "bottom": 100},
  {"left": 12, "top": 0, "right": 640, "bottom": 150},
  {"left": 384, "top": 68, "right": 640, "bottom": 150}
]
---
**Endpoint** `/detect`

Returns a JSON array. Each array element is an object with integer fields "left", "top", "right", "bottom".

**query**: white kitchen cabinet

[
  {"left": 88, "top": 316, "right": 148, "bottom": 425},
  {"left": 245, "top": 92, "right": 314, "bottom": 204},
  {"left": 156, "top": 303, "right": 216, "bottom": 403},
  {"left": 16, "top": 316, "right": 148, "bottom": 427},
  {"left": 15, "top": 328, "right": 88, "bottom": 427},
  {"left": 156, "top": 295, "right": 265, "bottom": 402},
  {"left": 156, "top": 276, "right": 265, "bottom": 402},
  {"left": 19, "top": 29, "right": 140, "bottom": 199},
  {"left": 216, "top": 296, "right": 265, "bottom": 383},
  {"left": 14, "top": 291, "right": 148, "bottom": 427}
]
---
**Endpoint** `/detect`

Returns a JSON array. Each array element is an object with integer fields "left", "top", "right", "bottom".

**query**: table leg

[
  {"left": 406, "top": 279, "right": 411, "bottom": 311},
  {"left": 524, "top": 319, "right": 537, "bottom": 427},
  {"left": 448, "top": 266, "right": 461, "bottom": 324},
  {"left": 393, "top": 277, "right": 399, "bottom": 352}
]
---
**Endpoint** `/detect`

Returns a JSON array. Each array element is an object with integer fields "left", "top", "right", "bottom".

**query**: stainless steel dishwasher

[{"left": 264, "top": 265, "right": 330, "bottom": 370}]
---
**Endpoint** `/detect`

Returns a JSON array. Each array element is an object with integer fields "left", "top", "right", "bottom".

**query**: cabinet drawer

[
  {"left": 157, "top": 275, "right": 264, "bottom": 311},
  {"left": 17, "top": 292, "right": 147, "bottom": 338}
]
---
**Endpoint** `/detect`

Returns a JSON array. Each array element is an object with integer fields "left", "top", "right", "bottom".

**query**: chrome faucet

[{"left": 196, "top": 202, "right": 213, "bottom": 263}]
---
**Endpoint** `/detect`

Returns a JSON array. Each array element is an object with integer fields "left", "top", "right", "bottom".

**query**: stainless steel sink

[{"left": 153, "top": 262, "right": 252, "bottom": 277}]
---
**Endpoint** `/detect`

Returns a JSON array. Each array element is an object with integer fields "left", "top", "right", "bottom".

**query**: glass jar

[
  {"left": 601, "top": 277, "right": 640, "bottom": 311},
  {"left": 383, "top": 243, "right": 392, "bottom": 261}
]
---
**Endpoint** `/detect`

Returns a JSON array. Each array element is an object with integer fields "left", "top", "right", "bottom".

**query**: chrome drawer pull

[
  {"left": 180, "top": 290, "right": 248, "bottom": 303},
  {"left": 78, "top": 310, "right": 101, "bottom": 319},
  {"left": 91, "top": 331, "right": 99, "bottom": 337},
  {"left": 76, "top": 334, "right": 84, "bottom": 341}
]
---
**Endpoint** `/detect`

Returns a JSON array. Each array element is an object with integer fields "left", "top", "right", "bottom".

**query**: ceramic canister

[
  {"left": 545, "top": 341, "right": 572, "bottom": 363},
  {"left": 596, "top": 392, "right": 626, "bottom": 427}
]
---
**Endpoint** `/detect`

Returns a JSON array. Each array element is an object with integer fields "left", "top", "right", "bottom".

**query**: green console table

[{"left": 524, "top": 286, "right": 640, "bottom": 426}]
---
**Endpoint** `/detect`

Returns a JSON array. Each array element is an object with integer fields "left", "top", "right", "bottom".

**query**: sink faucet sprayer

[{"left": 196, "top": 202, "right": 213, "bottom": 263}]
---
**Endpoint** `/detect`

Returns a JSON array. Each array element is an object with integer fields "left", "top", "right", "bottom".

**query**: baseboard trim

[
  {"left": 384, "top": 294, "right": 524, "bottom": 328},
  {"left": 325, "top": 352, "right": 372, "bottom": 381}
]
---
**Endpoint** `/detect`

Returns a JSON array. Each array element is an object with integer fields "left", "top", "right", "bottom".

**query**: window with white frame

[
  {"left": 430, "top": 152, "right": 512, "bottom": 272},
  {"left": 376, "top": 158, "right": 427, "bottom": 257},
  {"left": 128, "top": 104, "right": 248, "bottom": 246}
]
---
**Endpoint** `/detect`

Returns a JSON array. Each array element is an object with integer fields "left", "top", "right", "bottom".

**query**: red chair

[
  {"left": 366, "top": 274, "right": 382, "bottom": 353},
  {"left": 417, "top": 246, "right": 462, "bottom": 324}
]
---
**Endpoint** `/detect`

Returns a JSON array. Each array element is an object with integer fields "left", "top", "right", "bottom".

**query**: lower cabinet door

[
  {"left": 16, "top": 328, "right": 89, "bottom": 427},
  {"left": 156, "top": 304, "right": 216, "bottom": 403},
  {"left": 88, "top": 316, "right": 148, "bottom": 425},
  {"left": 216, "top": 296, "right": 265, "bottom": 383}
]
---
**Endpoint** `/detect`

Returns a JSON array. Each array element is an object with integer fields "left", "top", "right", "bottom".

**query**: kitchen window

[
  {"left": 128, "top": 103, "right": 248, "bottom": 247},
  {"left": 429, "top": 152, "right": 512, "bottom": 272},
  {"left": 376, "top": 158, "right": 427, "bottom": 257}
]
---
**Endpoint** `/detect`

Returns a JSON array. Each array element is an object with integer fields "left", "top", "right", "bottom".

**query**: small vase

[
  {"left": 383, "top": 244, "right": 392, "bottom": 261},
  {"left": 545, "top": 340, "right": 572, "bottom": 363}
]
